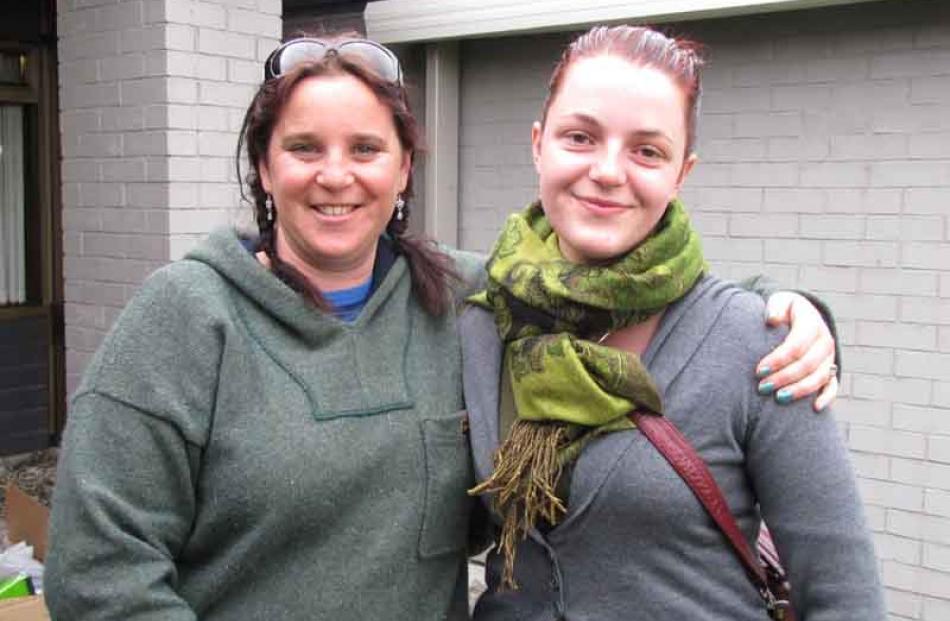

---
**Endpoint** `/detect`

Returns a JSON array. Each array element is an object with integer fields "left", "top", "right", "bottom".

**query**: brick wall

[
  {"left": 457, "top": 1, "right": 950, "bottom": 617},
  {"left": 57, "top": 0, "right": 280, "bottom": 393}
]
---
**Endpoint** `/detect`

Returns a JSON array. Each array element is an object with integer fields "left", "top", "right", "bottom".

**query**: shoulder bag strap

[{"left": 629, "top": 410, "right": 790, "bottom": 619}]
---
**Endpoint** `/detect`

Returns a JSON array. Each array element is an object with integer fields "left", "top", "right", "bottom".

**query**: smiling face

[
  {"left": 258, "top": 73, "right": 410, "bottom": 288},
  {"left": 532, "top": 55, "right": 696, "bottom": 264}
]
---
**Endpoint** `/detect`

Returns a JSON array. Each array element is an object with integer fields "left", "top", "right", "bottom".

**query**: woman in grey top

[{"left": 463, "top": 25, "right": 884, "bottom": 620}]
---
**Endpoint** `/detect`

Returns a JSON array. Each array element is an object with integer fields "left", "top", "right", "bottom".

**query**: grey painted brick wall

[
  {"left": 58, "top": 0, "right": 280, "bottom": 394},
  {"left": 457, "top": 1, "right": 950, "bottom": 618}
]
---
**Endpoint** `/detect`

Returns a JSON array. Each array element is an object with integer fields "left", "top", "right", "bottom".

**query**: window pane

[
  {"left": 0, "top": 52, "right": 26, "bottom": 85},
  {"left": 0, "top": 104, "right": 26, "bottom": 305}
]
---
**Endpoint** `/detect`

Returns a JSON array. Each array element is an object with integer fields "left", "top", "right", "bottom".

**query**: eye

[
  {"left": 564, "top": 131, "right": 594, "bottom": 146},
  {"left": 288, "top": 142, "right": 318, "bottom": 155},
  {"left": 353, "top": 142, "right": 382, "bottom": 157},
  {"left": 633, "top": 145, "right": 666, "bottom": 162}
]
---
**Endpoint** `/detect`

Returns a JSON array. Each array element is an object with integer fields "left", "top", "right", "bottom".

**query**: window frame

[
  {"left": 0, "top": 0, "right": 62, "bottom": 451},
  {"left": 0, "top": 43, "right": 54, "bottom": 317}
]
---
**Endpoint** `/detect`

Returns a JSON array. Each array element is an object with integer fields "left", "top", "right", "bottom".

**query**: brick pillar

[{"left": 58, "top": 0, "right": 280, "bottom": 394}]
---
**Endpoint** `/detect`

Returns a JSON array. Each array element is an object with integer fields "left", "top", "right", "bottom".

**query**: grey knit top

[{"left": 462, "top": 275, "right": 885, "bottom": 621}]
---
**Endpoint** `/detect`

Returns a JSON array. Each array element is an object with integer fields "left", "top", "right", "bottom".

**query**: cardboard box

[
  {"left": 4, "top": 483, "right": 49, "bottom": 562},
  {"left": 2, "top": 483, "right": 52, "bottom": 619},
  {"left": 0, "top": 595, "right": 50, "bottom": 621}
]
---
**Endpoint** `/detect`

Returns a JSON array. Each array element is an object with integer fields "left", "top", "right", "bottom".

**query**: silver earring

[
  {"left": 395, "top": 195, "right": 406, "bottom": 222},
  {"left": 265, "top": 195, "right": 274, "bottom": 223}
]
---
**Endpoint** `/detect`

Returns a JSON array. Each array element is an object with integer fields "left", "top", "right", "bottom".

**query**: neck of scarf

[{"left": 468, "top": 199, "right": 705, "bottom": 589}]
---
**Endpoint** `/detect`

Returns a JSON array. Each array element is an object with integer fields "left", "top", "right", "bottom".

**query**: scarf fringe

[{"left": 469, "top": 420, "right": 569, "bottom": 590}]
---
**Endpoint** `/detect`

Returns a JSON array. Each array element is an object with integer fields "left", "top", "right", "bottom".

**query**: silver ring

[{"left": 828, "top": 363, "right": 839, "bottom": 380}]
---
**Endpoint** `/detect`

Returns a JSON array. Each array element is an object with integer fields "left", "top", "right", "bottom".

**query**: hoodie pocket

[{"left": 418, "top": 410, "right": 474, "bottom": 558}]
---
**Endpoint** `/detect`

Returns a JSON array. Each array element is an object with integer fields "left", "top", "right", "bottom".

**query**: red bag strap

[{"left": 629, "top": 410, "right": 788, "bottom": 617}]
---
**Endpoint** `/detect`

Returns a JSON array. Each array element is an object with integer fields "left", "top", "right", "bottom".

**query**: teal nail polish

[
  {"left": 756, "top": 366, "right": 771, "bottom": 379},
  {"left": 757, "top": 381, "right": 774, "bottom": 396},
  {"left": 776, "top": 389, "right": 793, "bottom": 404}
]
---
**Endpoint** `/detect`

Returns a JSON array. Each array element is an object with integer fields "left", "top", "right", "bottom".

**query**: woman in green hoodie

[{"left": 45, "top": 35, "right": 838, "bottom": 621}]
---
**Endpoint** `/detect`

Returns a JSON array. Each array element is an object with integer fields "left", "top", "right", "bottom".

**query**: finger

[
  {"left": 756, "top": 316, "right": 822, "bottom": 379},
  {"left": 757, "top": 293, "right": 830, "bottom": 378},
  {"left": 764, "top": 291, "right": 795, "bottom": 327},
  {"left": 758, "top": 350, "right": 835, "bottom": 404},
  {"left": 813, "top": 376, "right": 839, "bottom": 413},
  {"left": 757, "top": 328, "right": 815, "bottom": 378}
]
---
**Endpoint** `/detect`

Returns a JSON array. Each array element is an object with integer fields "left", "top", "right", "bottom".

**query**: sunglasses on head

[{"left": 264, "top": 38, "right": 403, "bottom": 85}]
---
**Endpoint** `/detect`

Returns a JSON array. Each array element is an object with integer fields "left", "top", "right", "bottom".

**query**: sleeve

[
  {"left": 444, "top": 247, "right": 488, "bottom": 303},
  {"left": 742, "top": 328, "right": 885, "bottom": 619},
  {"left": 44, "top": 264, "right": 223, "bottom": 621},
  {"left": 736, "top": 274, "right": 842, "bottom": 376},
  {"left": 44, "top": 393, "right": 201, "bottom": 621}
]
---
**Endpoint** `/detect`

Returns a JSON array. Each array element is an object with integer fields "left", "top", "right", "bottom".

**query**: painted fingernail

[
  {"left": 757, "top": 381, "right": 775, "bottom": 396},
  {"left": 756, "top": 366, "right": 771, "bottom": 379},
  {"left": 776, "top": 389, "right": 793, "bottom": 404}
]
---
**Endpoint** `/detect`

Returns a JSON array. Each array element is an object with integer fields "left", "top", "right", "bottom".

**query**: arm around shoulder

[{"left": 443, "top": 247, "right": 487, "bottom": 304}]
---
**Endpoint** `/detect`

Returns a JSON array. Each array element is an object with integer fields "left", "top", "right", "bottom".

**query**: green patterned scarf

[{"left": 469, "top": 199, "right": 705, "bottom": 588}]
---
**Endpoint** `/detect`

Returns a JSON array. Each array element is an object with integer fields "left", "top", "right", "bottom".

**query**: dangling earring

[
  {"left": 265, "top": 194, "right": 274, "bottom": 224},
  {"left": 394, "top": 195, "right": 406, "bottom": 222}
]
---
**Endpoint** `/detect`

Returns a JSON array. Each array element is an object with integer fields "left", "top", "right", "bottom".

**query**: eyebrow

[
  {"left": 280, "top": 130, "right": 386, "bottom": 142},
  {"left": 350, "top": 132, "right": 387, "bottom": 144},
  {"left": 559, "top": 112, "right": 674, "bottom": 144}
]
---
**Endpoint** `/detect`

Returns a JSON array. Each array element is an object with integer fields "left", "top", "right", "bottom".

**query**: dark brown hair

[
  {"left": 237, "top": 48, "right": 457, "bottom": 316},
  {"left": 541, "top": 25, "right": 706, "bottom": 155}
]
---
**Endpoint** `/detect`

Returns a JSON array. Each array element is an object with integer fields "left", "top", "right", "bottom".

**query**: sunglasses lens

[
  {"left": 338, "top": 41, "right": 401, "bottom": 83},
  {"left": 275, "top": 41, "right": 328, "bottom": 76}
]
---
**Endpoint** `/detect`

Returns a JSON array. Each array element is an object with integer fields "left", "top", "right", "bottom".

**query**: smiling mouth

[
  {"left": 575, "top": 195, "right": 629, "bottom": 210},
  {"left": 314, "top": 204, "right": 358, "bottom": 216}
]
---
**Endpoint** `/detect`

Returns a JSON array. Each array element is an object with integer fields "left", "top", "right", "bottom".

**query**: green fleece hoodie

[{"left": 46, "top": 229, "right": 484, "bottom": 621}]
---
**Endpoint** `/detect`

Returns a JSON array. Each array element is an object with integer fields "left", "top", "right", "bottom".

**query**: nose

[
  {"left": 589, "top": 143, "right": 626, "bottom": 186},
  {"left": 316, "top": 150, "right": 354, "bottom": 189}
]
